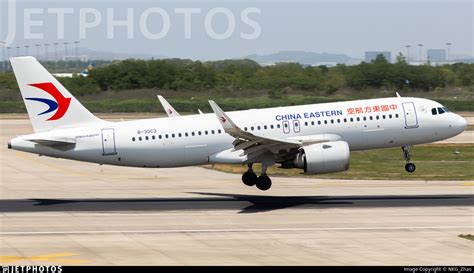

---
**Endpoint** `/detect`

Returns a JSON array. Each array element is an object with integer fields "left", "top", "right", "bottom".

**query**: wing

[
  {"left": 157, "top": 95, "right": 180, "bottom": 117},
  {"left": 209, "top": 100, "right": 302, "bottom": 161}
]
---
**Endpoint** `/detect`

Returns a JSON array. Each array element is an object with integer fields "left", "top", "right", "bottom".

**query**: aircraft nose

[{"left": 452, "top": 114, "right": 467, "bottom": 133}]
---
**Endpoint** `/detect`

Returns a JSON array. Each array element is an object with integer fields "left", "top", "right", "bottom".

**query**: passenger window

[
  {"left": 343, "top": 118, "right": 347, "bottom": 123},
  {"left": 185, "top": 133, "right": 188, "bottom": 137},
  {"left": 191, "top": 132, "right": 195, "bottom": 136},
  {"left": 356, "top": 117, "right": 360, "bottom": 121},
  {"left": 324, "top": 120, "right": 328, "bottom": 124},
  {"left": 304, "top": 122, "right": 308, "bottom": 126},
  {"left": 211, "top": 130, "right": 215, "bottom": 134},
  {"left": 350, "top": 118, "right": 354, "bottom": 122},
  {"left": 152, "top": 135, "right": 155, "bottom": 140},
  {"left": 145, "top": 136, "right": 149, "bottom": 140},
  {"left": 244, "top": 127, "right": 248, "bottom": 131},
  {"left": 159, "top": 135, "right": 162, "bottom": 139},
  {"left": 264, "top": 125, "right": 267, "bottom": 130},
  {"left": 277, "top": 124, "right": 281, "bottom": 129},
  {"left": 395, "top": 114, "right": 399, "bottom": 118},
  {"left": 318, "top": 121, "right": 321, "bottom": 125},
  {"left": 382, "top": 115, "right": 386, "bottom": 119},
  {"left": 257, "top": 126, "right": 261, "bottom": 130},
  {"left": 431, "top": 108, "right": 437, "bottom": 115},
  {"left": 369, "top": 116, "right": 373, "bottom": 120},
  {"left": 198, "top": 131, "right": 201, "bottom": 136},
  {"left": 337, "top": 119, "right": 341, "bottom": 123},
  {"left": 139, "top": 137, "right": 142, "bottom": 141},
  {"left": 270, "top": 125, "right": 274, "bottom": 129},
  {"left": 311, "top": 121, "right": 315, "bottom": 125},
  {"left": 172, "top": 134, "right": 175, "bottom": 138},
  {"left": 376, "top": 116, "right": 379, "bottom": 120},
  {"left": 331, "top": 119, "right": 334, "bottom": 124},
  {"left": 251, "top": 126, "right": 254, "bottom": 131},
  {"left": 178, "top": 133, "right": 182, "bottom": 137},
  {"left": 363, "top": 117, "right": 366, "bottom": 121},
  {"left": 389, "top": 114, "right": 392, "bottom": 119},
  {"left": 132, "top": 137, "right": 136, "bottom": 141},
  {"left": 165, "top": 134, "right": 169, "bottom": 138},
  {"left": 205, "top": 131, "right": 208, "bottom": 135},
  {"left": 218, "top": 129, "right": 222, "bottom": 134}
]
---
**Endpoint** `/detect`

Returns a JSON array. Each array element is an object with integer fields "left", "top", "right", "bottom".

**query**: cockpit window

[{"left": 432, "top": 107, "right": 450, "bottom": 115}]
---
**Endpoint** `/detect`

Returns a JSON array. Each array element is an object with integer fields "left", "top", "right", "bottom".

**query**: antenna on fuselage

[{"left": 396, "top": 92, "right": 401, "bottom": 97}]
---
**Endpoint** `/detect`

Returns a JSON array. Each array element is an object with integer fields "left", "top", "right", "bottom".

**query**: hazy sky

[{"left": 1, "top": 0, "right": 472, "bottom": 60}]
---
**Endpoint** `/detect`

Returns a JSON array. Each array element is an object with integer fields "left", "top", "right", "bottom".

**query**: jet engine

[{"left": 292, "top": 141, "right": 350, "bottom": 174}]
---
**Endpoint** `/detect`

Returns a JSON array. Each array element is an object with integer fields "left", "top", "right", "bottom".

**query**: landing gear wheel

[
  {"left": 242, "top": 171, "right": 258, "bottom": 186},
  {"left": 402, "top": 146, "right": 416, "bottom": 173},
  {"left": 256, "top": 175, "right": 272, "bottom": 191},
  {"left": 405, "top": 163, "right": 416, "bottom": 173}
]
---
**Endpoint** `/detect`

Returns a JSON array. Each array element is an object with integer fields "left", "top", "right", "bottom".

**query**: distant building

[
  {"left": 427, "top": 49, "right": 446, "bottom": 63},
  {"left": 63, "top": 55, "right": 89, "bottom": 62},
  {"left": 365, "top": 51, "right": 391, "bottom": 63}
]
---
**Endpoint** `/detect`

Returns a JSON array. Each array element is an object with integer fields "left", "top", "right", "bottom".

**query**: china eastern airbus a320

[{"left": 8, "top": 57, "right": 467, "bottom": 190}]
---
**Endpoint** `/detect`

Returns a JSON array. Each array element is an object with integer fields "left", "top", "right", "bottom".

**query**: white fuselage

[{"left": 9, "top": 97, "right": 467, "bottom": 168}]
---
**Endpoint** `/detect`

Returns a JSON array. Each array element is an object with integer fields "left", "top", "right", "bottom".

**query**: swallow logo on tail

[{"left": 25, "top": 83, "right": 71, "bottom": 121}]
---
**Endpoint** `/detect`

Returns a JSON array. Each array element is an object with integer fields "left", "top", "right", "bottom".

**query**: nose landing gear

[
  {"left": 405, "top": 162, "right": 416, "bottom": 173},
  {"left": 402, "top": 146, "right": 416, "bottom": 173}
]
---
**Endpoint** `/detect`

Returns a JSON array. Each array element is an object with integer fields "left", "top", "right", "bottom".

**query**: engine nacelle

[{"left": 293, "top": 141, "right": 350, "bottom": 174}]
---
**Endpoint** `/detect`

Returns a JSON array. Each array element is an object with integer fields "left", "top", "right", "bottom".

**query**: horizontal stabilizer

[{"left": 26, "top": 137, "right": 76, "bottom": 146}]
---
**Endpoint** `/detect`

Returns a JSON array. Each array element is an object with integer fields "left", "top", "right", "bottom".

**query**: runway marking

[
  {"left": 1, "top": 225, "right": 472, "bottom": 235},
  {"left": 0, "top": 252, "right": 89, "bottom": 264}
]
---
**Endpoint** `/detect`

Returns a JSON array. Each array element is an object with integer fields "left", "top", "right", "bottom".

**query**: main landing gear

[
  {"left": 242, "top": 163, "right": 272, "bottom": 191},
  {"left": 402, "top": 145, "right": 416, "bottom": 173}
]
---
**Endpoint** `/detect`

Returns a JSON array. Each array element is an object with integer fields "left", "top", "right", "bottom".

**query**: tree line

[{"left": 2, "top": 55, "right": 474, "bottom": 97}]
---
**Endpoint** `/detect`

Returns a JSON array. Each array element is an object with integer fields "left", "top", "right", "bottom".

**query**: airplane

[
  {"left": 157, "top": 95, "right": 204, "bottom": 117},
  {"left": 7, "top": 57, "right": 467, "bottom": 190}
]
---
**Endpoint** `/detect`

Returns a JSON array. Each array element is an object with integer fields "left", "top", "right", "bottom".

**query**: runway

[
  {"left": 0, "top": 194, "right": 473, "bottom": 213},
  {"left": 0, "top": 117, "right": 473, "bottom": 265}
]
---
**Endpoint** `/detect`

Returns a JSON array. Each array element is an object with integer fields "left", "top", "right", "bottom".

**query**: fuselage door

[
  {"left": 402, "top": 102, "right": 419, "bottom": 129},
  {"left": 282, "top": 120, "right": 290, "bottom": 134},
  {"left": 101, "top": 128, "right": 117, "bottom": 155},
  {"left": 293, "top": 119, "right": 301, "bottom": 133}
]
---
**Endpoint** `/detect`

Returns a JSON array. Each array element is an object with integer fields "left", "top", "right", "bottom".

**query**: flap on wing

[{"left": 287, "top": 134, "right": 343, "bottom": 145}]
